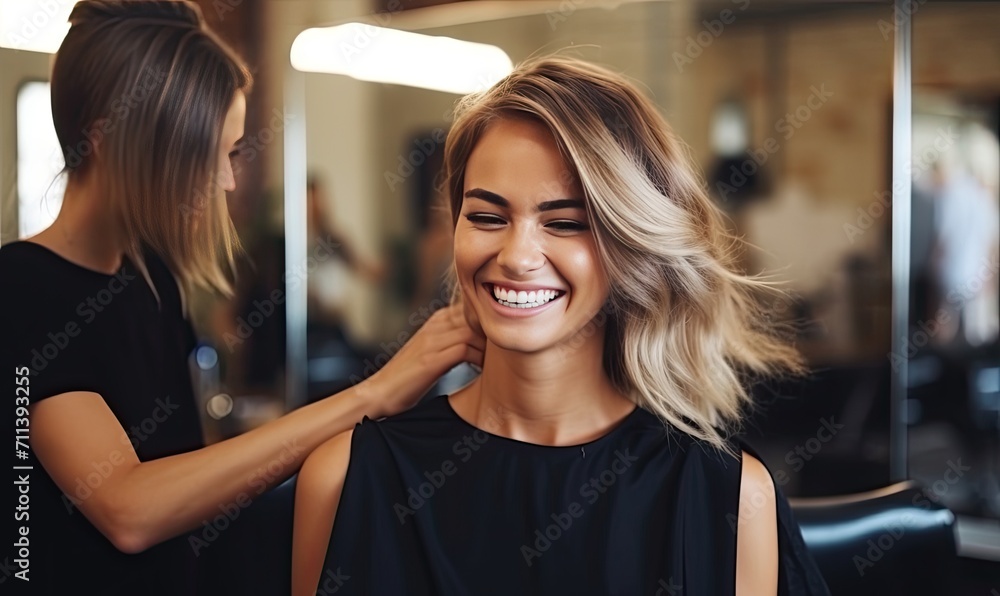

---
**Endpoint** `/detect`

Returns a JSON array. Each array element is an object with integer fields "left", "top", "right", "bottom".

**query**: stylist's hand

[{"left": 362, "top": 301, "right": 485, "bottom": 419}]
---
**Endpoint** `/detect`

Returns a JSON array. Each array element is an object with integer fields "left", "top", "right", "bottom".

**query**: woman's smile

[{"left": 481, "top": 282, "right": 567, "bottom": 317}]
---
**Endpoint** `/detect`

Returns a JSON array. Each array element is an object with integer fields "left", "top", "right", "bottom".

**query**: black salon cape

[{"left": 318, "top": 394, "right": 831, "bottom": 595}]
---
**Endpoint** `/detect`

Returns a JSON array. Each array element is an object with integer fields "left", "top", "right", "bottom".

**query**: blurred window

[{"left": 17, "top": 81, "right": 64, "bottom": 238}]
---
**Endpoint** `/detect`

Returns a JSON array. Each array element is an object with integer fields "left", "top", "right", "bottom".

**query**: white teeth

[{"left": 490, "top": 284, "right": 563, "bottom": 309}]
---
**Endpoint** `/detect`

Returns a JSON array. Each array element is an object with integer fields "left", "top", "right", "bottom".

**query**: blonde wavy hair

[
  {"left": 51, "top": 0, "right": 251, "bottom": 300},
  {"left": 442, "top": 56, "right": 807, "bottom": 453}
]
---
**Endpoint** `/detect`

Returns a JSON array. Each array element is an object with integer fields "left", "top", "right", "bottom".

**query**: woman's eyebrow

[
  {"left": 464, "top": 188, "right": 509, "bottom": 207},
  {"left": 465, "top": 188, "right": 585, "bottom": 212},
  {"left": 538, "top": 198, "right": 585, "bottom": 211}
]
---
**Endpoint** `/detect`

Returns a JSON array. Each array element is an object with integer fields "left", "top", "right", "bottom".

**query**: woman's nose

[
  {"left": 220, "top": 166, "right": 237, "bottom": 192},
  {"left": 496, "top": 227, "right": 545, "bottom": 276}
]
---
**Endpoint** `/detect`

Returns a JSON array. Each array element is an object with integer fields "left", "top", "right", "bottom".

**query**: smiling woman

[{"left": 291, "top": 55, "right": 831, "bottom": 595}]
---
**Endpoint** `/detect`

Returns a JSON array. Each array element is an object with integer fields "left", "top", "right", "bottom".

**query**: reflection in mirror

[{"left": 906, "top": 6, "right": 1000, "bottom": 560}]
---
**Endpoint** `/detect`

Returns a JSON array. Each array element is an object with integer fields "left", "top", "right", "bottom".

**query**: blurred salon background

[{"left": 2, "top": 0, "right": 998, "bottom": 592}]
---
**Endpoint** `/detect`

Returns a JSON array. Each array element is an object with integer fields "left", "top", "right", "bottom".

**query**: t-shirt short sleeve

[{"left": 0, "top": 246, "right": 103, "bottom": 404}]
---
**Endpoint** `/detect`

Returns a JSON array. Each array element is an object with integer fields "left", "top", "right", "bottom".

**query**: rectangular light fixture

[
  {"left": 0, "top": 0, "right": 76, "bottom": 53},
  {"left": 291, "top": 23, "right": 512, "bottom": 95}
]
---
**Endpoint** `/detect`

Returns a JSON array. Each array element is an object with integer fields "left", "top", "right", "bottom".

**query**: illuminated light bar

[
  {"left": 0, "top": 0, "right": 76, "bottom": 53},
  {"left": 291, "top": 23, "right": 512, "bottom": 95}
]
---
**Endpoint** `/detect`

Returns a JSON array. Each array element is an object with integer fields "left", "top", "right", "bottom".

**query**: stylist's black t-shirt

[{"left": 0, "top": 241, "right": 204, "bottom": 595}]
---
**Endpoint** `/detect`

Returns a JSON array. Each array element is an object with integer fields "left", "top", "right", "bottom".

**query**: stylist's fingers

[
  {"left": 400, "top": 305, "right": 481, "bottom": 369},
  {"left": 441, "top": 293, "right": 484, "bottom": 341},
  {"left": 424, "top": 325, "right": 483, "bottom": 360},
  {"left": 435, "top": 341, "right": 484, "bottom": 373},
  {"left": 417, "top": 309, "right": 486, "bottom": 375},
  {"left": 426, "top": 303, "right": 465, "bottom": 330},
  {"left": 430, "top": 312, "right": 483, "bottom": 347},
  {"left": 363, "top": 304, "right": 487, "bottom": 418},
  {"left": 367, "top": 304, "right": 481, "bottom": 417},
  {"left": 425, "top": 305, "right": 483, "bottom": 346}
]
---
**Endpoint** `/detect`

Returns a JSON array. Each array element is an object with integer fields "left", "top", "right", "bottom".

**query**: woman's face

[
  {"left": 455, "top": 117, "right": 610, "bottom": 354},
  {"left": 217, "top": 90, "right": 246, "bottom": 192}
]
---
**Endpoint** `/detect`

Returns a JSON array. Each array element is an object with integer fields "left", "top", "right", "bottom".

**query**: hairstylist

[{"left": 0, "top": 2, "right": 484, "bottom": 595}]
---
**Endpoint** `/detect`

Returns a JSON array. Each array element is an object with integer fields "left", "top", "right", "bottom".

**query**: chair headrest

[{"left": 790, "top": 480, "right": 957, "bottom": 595}]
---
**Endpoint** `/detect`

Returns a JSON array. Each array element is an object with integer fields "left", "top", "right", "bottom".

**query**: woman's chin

[
  {"left": 483, "top": 331, "right": 555, "bottom": 355},
  {"left": 484, "top": 329, "right": 559, "bottom": 354}
]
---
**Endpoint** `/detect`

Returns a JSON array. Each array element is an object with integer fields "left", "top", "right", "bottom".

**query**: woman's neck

[
  {"left": 28, "top": 171, "right": 125, "bottom": 274},
  {"left": 450, "top": 332, "right": 635, "bottom": 446}
]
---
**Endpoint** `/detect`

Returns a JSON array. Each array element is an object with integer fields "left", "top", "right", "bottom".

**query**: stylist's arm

[
  {"left": 0, "top": 1, "right": 491, "bottom": 576},
  {"left": 28, "top": 302, "right": 483, "bottom": 554}
]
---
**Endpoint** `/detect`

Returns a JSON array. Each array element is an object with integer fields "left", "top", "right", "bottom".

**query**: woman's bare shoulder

[
  {"left": 298, "top": 428, "right": 355, "bottom": 496},
  {"left": 736, "top": 451, "right": 779, "bottom": 593}
]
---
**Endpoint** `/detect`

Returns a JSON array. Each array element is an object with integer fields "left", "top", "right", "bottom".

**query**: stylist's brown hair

[{"left": 51, "top": 0, "right": 252, "bottom": 299}]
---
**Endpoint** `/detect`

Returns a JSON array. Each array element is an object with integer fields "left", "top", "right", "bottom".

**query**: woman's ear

[{"left": 89, "top": 118, "right": 110, "bottom": 165}]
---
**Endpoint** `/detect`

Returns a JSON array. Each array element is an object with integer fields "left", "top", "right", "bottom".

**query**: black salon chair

[{"left": 790, "top": 480, "right": 958, "bottom": 596}]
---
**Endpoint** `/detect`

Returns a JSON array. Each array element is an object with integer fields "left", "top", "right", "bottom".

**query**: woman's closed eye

[
  {"left": 465, "top": 214, "right": 507, "bottom": 228},
  {"left": 464, "top": 214, "right": 588, "bottom": 231},
  {"left": 546, "top": 220, "right": 588, "bottom": 232}
]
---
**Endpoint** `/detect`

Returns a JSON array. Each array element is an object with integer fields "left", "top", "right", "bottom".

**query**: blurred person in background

[
  {"left": 306, "top": 173, "right": 388, "bottom": 331},
  {"left": 928, "top": 123, "right": 1000, "bottom": 347},
  {"left": 407, "top": 147, "right": 456, "bottom": 314}
]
